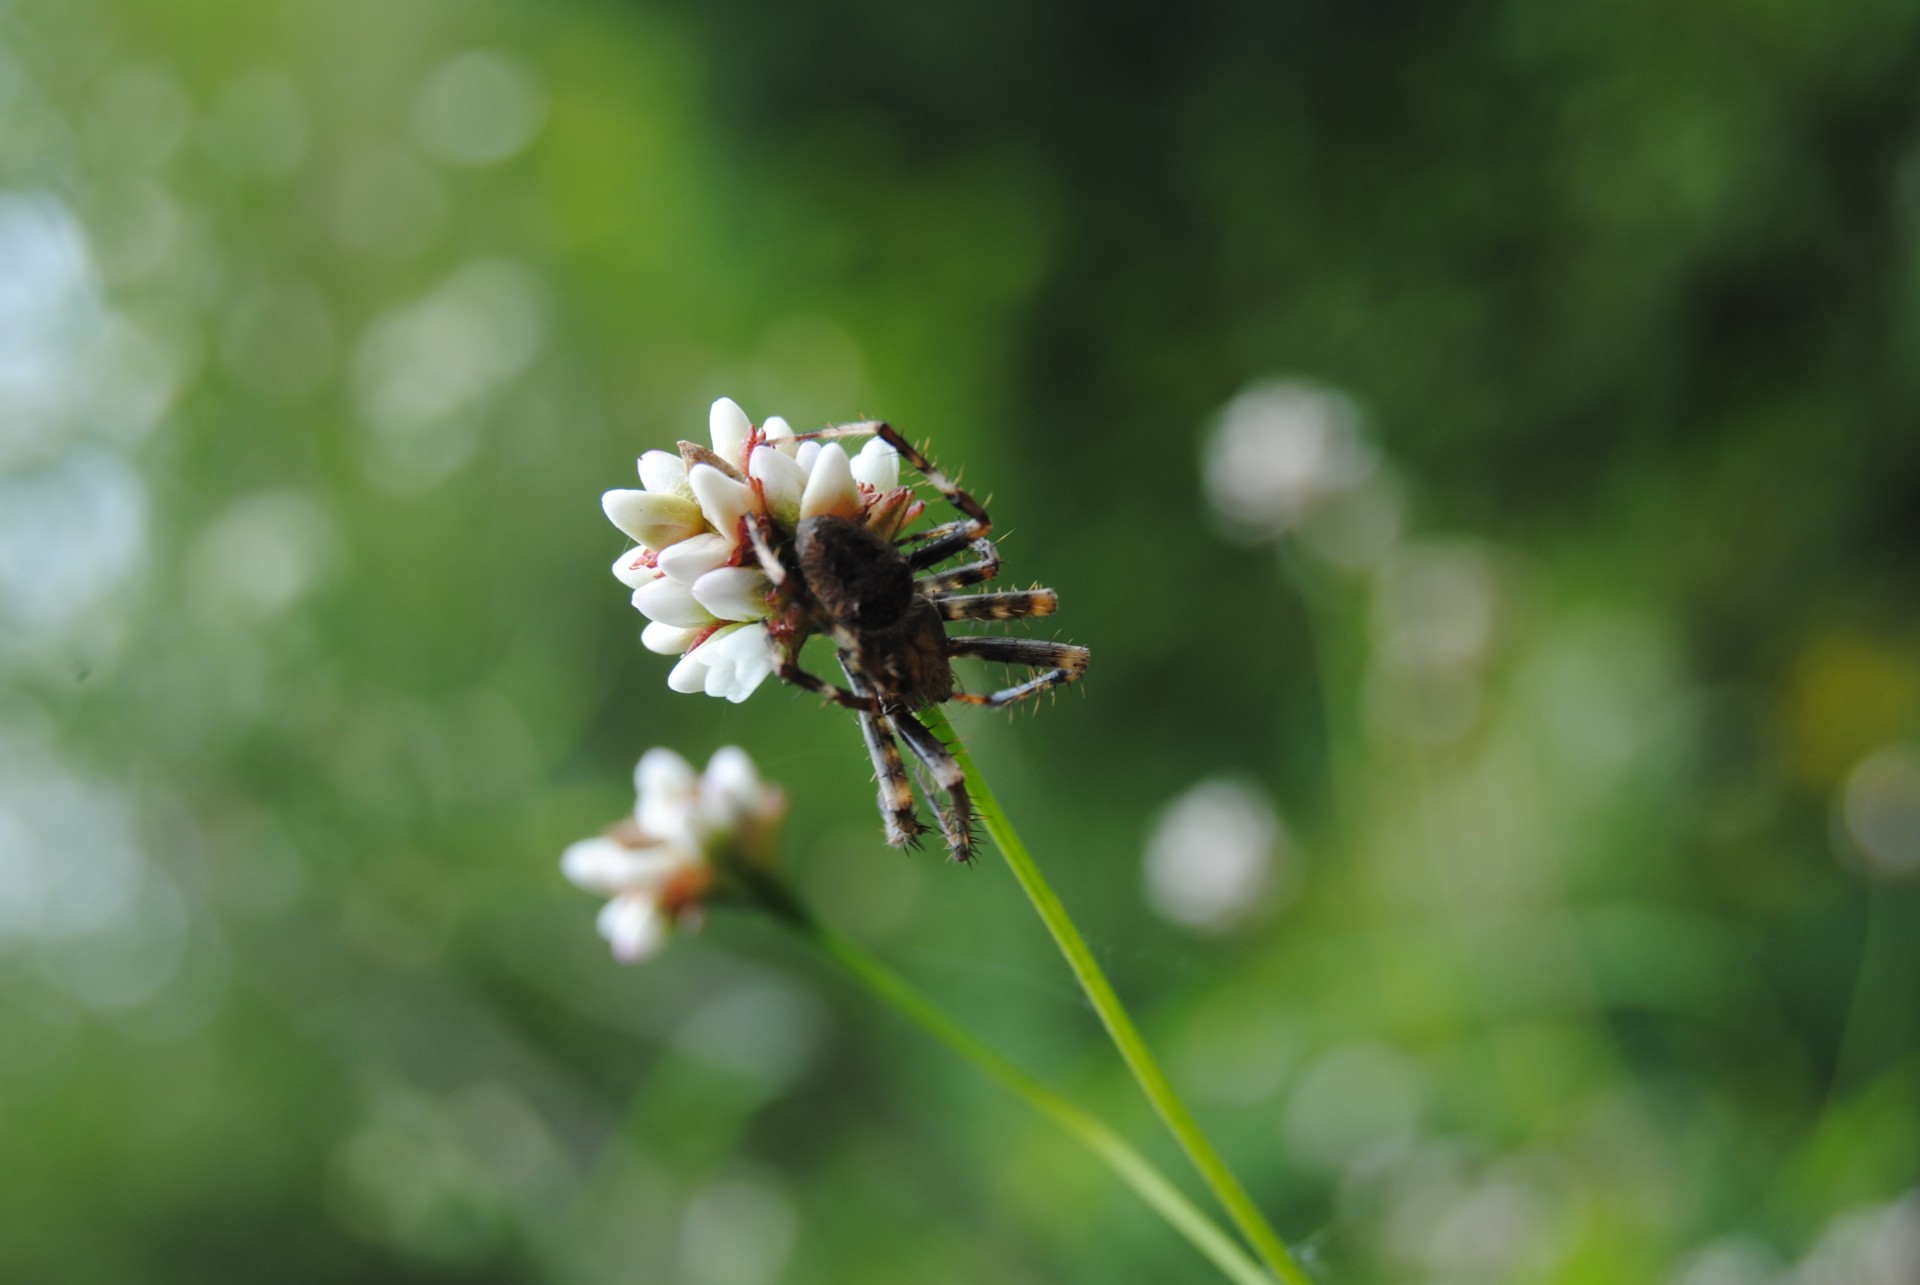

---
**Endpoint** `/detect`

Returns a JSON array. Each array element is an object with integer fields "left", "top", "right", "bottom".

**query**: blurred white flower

[
  {"left": 678, "top": 1168, "right": 798, "bottom": 1285},
  {"left": 1295, "top": 466, "right": 1406, "bottom": 571},
  {"left": 1671, "top": 1238, "right": 1784, "bottom": 1285},
  {"left": 561, "top": 746, "right": 785, "bottom": 963},
  {"left": 0, "top": 191, "right": 177, "bottom": 664},
  {"left": 1362, "top": 1140, "right": 1568, "bottom": 1281},
  {"left": 1141, "top": 778, "right": 1294, "bottom": 932},
  {"left": 1280, "top": 1042, "right": 1424, "bottom": 1173},
  {"left": 1373, "top": 541, "right": 1501, "bottom": 672},
  {"left": 411, "top": 50, "right": 547, "bottom": 169},
  {"left": 1203, "top": 379, "right": 1375, "bottom": 542},
  {"left": 1840, "top": 744, "right": 1920, "bottom": 881},
  {"left": 1365, "top": 540, "right": 1506, "bottom": 748},
  {"left": 599, "top": 397, "right": 913, "bottom": 703},
  {"left": 1792, "top": 1190, "right": 1920, "bottom": 1285}
]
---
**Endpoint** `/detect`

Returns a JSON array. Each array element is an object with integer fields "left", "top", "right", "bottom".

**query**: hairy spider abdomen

[
  {"left": 796, "top": 516, "right": 913, "bottom": 629},
  {"left": 856, "top": 599, "right": 954, "bottom": 709}
]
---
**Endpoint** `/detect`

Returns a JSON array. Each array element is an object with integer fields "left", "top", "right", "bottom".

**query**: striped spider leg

[
  {"left": 948, "top": 635, "right": 1090, "bottom": 707},
  {"left": 887, "top": 703, "right": 976, "bottom": 862},
  {"left": 838, "top": 653, "right": 925, "bottom": 849},
  {"left": 879, "top": 441, "right": 1089, "bottom": 707}
]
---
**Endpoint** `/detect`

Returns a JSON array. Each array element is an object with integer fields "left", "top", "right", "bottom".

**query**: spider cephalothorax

[
  {"left": 603, "top": 404, "right": 1088, "bottom": 862},
  {"left": 746, "top": 423, "right": 1089, "bottom": 862}
]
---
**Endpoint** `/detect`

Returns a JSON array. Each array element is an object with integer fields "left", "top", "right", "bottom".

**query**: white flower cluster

[
  {"left": 1203, "top": 379, "right": 1378, "bottom": 542},
  {"left": 1141, "top": 778, "right": 1294, "bottom": 933},
  {"left": 561, "top": 746, "right": 785, "bottom": 963},
  {"left": 601, "top": 397, "right": 904, "bottom": 702}
]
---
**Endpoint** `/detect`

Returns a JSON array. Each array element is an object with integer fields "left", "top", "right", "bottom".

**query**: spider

[{"left": 743, "top": 423, "right": 1088, "bottom": 862}]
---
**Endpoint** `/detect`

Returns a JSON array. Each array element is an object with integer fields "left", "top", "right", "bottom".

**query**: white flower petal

[
  {"left": 763, "top": 416, "right": 798, "bottom": 457},
  {"left": 795, "top": 440, "right": 821, "bottom": 474},
  {"left": 692, "top": 566, "right": 772, "bottom": 621},
  {"left": 702, "top": 655, "right": 738, "bottom": 699},
  {"left": 562, "top": 836, "right": 629, "bottom": 892},
  {"left": 667, "top": 651, "right": 710, "bottom": 694},
  {"left": 657, "top": 532, "right": 734, "bottom": 584},
  {"left": 852, "top": 437, "right": 900, "bottom": 491},
  {"left": 750, "top": 445, "right": 808, "bottom": 529},
  {"left": 711, "top": 623, "right": 774, "bottom": 702},
  {"left": 688, "top": 463, "right": 756, "bottom": 540},
  {"left": 635, "top": 747, "right": 702, "bottom": 847},
  {"left": 633, "top": 578, "right": 717, "bottom": 628},
  {"left": 612, "top": 548, "right": 661, "bottom": 589},
  {"left": 673, "top": 624, "right": 760, "bottom": 704},
  {"left": 638, "top": 450, "right": 693, "bottom": 498},
  {"left": 561, "top": 836, "right": 685, "bottom": 896},
  {"left": 598, "top": 893, "right": 667, "bottom": 963},
  {"left": 635, "top": 746, "right": 696, "bottom": 802},
  {"left": 669, "top": 625, "right": 741, "bottom": 700},
  {"left": 709, "top": 397, "right": 753, "bottom": 468},
  {"left": 702, "top": 746, "right": 765, "bottom": 822},
  {"left": 731, "top": 655, "right": 773, "bottom": 703},
  {"left": 800, "top": 442, "right": 863, "bottom": 520},
  {"left": 603, "top": 489, "right": 705, "bottom": 549},
  {"left": 642, "top": 621, "right": 703, "bottom": 655}
]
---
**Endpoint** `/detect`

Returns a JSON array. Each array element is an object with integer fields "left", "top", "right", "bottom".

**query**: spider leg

[
  {"left": 799, "top": 421, "right": 990, "bottom": 534},
  {"left": 744, "top": 512, "right": 787, "bottom": 586},
  {"left": 932, "top": 587, "right": 1057, "bottom": 622},
  {"left": 772, "top": 645, "right": 880, "bottom": 712},
  {"left": 839, "top": 655, "right": 924, "bottom": 847},
  {"left": 906, "top": 525, "right": 989, "bottom": 570},
  {"left": 863, "top": 424, "right": 992, "bottom": 568},
  {"left": 890, "top": 710, "right": 975, "bottom": 863},
  {"left": 873, "top": 424, "right": 990, "bottom": 529},
  {"left": 793, "top": 421, "right": 887, "bottom": 445},
  {"left": 915, "top": 540, "right": 1001, "bottom": 593},
  {"left": 945, "top": 636, "right": 1089, "bottom": 708},
  {"left": 895, "top": 517, "right": 972, "bottom": 549}
]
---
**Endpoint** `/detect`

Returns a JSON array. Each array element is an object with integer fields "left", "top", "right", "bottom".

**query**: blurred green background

[{"left": 4, "top": 0, "right": 1919, "bottom": 1281}]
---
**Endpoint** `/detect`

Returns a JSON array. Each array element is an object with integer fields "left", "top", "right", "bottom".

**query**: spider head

[{"left": 795, "top": 515, "right": 913, "bottom": 630}]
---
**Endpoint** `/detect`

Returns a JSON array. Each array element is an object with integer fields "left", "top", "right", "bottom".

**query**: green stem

[
  {"left": 1278, "top": 542, "right": 1358, "bottom": 839},
  {"left": 747, "top": 877, "right": 1270, "bottom": 1285},
  {"left": 921, "top": 706, "right": 1313, "bottom": 1285}
]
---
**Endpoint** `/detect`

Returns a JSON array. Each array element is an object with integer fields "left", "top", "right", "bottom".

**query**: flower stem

[
  {"left": 920, "top": 706, "right": 1313, "bottom": 1285},
  {"left": 1278, "top": 543, "right": 1359, "bottom": 838},
  {"left": 746, "top": 876, "right": 1270, "bottom": 1285}
]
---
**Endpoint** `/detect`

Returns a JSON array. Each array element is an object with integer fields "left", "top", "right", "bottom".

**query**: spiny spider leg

[
  {"left": 791, "top": 421, "right": 885, "bottom": 444},
  {"left": 896, "top": 519, "right": 985, "bottom": 564},
  {"left": 772, "top": 644, "right": 880, "bottom": 712},
  {"left": 890, "top": 709, "right": 975, "bottom": 863},
  {"left": 932, "top": 588, "right": 1058, "bottom": 622},
  {"left": 776, "top": 661, "right": 879, "bottom": 712},
  {"left": 873, "top": 424, "right": 989, "bottom": 527},
  {"left": 906, "top": 525, "right": 987, "bottom": 570},
  {"left": 915, "top": 538, "right": 1001, "bottom": 591},
  {"left": 895, "top": 517, "right": 971, "bottom": 548},
  {"left": 838, "top": 654, "right": 924, "bottom": 847},
  {"left": 946, "top": 636, "right": 1090, "bottom": 708}
]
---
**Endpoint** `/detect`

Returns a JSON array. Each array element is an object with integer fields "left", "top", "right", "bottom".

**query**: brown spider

[{"left": 744, "top": 423, "right": 1088, "bottom": 862}]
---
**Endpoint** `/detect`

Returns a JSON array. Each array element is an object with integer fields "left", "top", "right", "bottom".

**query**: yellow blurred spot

[{"left": 1779, "top": 630, "right": 1920, "bottom": 789}]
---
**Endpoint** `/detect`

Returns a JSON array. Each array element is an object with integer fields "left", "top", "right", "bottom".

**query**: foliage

[{"left": 2, "top": 0, "right": 1918, "bottom": 1281}]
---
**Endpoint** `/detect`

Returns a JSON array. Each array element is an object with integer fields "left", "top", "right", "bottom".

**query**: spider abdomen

[
  {"left": 796, "top": 516, "right": 914, "bottom": 629},
  {"left": 855, "top": 599, "right": 954, "bottom": 710}
]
